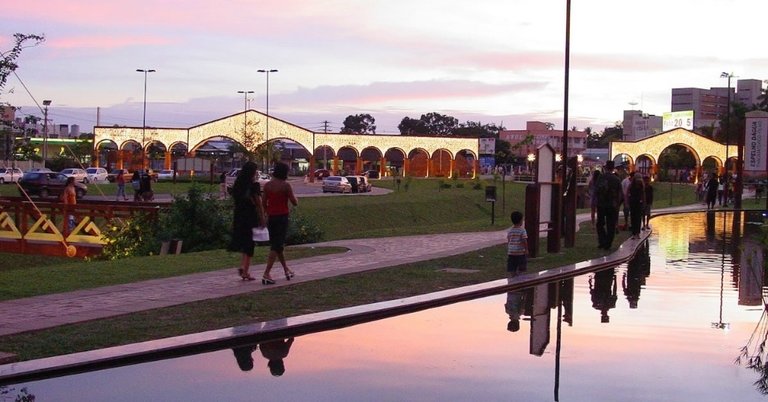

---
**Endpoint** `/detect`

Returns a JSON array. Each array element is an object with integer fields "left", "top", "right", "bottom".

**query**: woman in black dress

[{"left": 228, "top": 162, "right": 266, "bottom": 281}]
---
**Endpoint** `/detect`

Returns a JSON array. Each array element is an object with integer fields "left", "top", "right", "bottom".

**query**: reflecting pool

[{"left": 2, "top": 211, "right": 767, "bottom": 401}]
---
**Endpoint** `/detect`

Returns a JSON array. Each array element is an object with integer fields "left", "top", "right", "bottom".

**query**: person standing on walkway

[
  {"left": 131, "top": 170, "right": 141, "bottom": 201},
  {"left": 628, "top": 174, "right": 645, "bottom": 239},
  {"left": 60, "top": 176, "right": 77, "bottom": 231},
  {"left": 706, "top": 172, "right": 719, "bottom": 210},
  {"left": 595, "top": 161, "right": 622, "bottom": 250},
  {"left": 506, "top": 211, "right": 528, "bottom": 277},
  {"left": 261, "top": 162, "right": 298, "bottom": 285},
  {"left": 621, "top": 171, "right": 633, "bottom": 230},
  {"left": 227, "top": 161, "right": 265, "bottom": 281},
  {"left": 588, "top": 170, "right": 601, "bottom": 226},
  {"left": 115, "top": 170, "right": 128, "bottom": 201},
  {"left": 642, "top": 175, "right": 654, "bottom": 230}
]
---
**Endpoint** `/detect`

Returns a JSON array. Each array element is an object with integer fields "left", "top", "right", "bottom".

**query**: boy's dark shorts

[{"left": 507, "top": 254, "right": 527, "bottom": 274}]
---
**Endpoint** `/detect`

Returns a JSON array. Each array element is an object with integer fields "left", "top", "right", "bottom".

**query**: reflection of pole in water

[{"left": 712, "top": 211, "right": 730, "bottom": 330}]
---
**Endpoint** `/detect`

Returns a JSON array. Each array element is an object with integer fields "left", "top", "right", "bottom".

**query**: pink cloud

[
  {"left": 48, "top": 35, "right": 175, "bottom": 50},
  {"left": 277, "top": 79, "right": 546, "bottom": 108}
]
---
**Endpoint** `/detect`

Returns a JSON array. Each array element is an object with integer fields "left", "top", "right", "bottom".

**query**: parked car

[
  {"left": 18, "top": 172, "right": 88, "bottom": 199},
  {"left": 322, "top": 175, "right": 351, "bottom": 193},
  {"left": 0, "top": 167, "right": 24, "bottom": 184},
  {"left": 60, "top": 168, "right": 88, "bottom": 183},
  {"left": 85, "top": 167, "right": 109, "bottom": 183},
  {"left": 357, "top": 175, "right": 372, "bottom": 192},
  {"left": 107, "top": 168, "right": 130, "bottom": 183},
  {"left": 314, "top": 169, "right": 331, "bottom": 179},
  {"left": 157, "top": 169, "right": 175, "bottom": 180},
  {"left": 28, "top": 168, "right": 53, "bottom": 173},
  {"left": 225, "top": 168, "right": 270, "bottom": 192}
]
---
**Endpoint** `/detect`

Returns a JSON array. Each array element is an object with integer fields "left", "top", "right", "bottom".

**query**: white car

[
  {"left": 85, "top": 167, "right": 109, "bottom": 183},
  {"left": 157, "top": 169, "right": 176, "bottom": 180},
  {"left": 322, "top": 176, "right": 352, "bottom": 193},
  {"left": 59, "top": 168, "right": 88, "bottom": 183},
  {"left": 0, "top": 167, "right": 24, "bottom": 184}
]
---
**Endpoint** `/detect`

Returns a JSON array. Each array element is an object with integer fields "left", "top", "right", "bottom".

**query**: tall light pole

[
  {"left": 720, "top": 72, "right": 733, "bottom": 207},
  {"left": 258, "top": 69, "right": 278, "bottom": 171},
  {"left": 237, "top": 90, "right": 254, "bottom": 152},
  {"left": 137, "top": 68, "right": 156, "bottom": 170},
  {"left": 42, "top": 100, "right": 51, "bottom": 169}
]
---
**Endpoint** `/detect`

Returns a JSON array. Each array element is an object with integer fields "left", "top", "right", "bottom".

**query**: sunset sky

[{"left": 2, "top": 0, "right": 766, "bottom": 134}]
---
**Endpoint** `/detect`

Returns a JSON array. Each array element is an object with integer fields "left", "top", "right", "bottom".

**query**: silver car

[
  {"left": 322, "top": 176, "right": 351, "bottom": 193},
  {"left": 0, "top": 167, "right": 24, "bottom": 184}
]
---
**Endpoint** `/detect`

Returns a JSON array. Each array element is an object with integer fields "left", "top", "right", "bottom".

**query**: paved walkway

[{"left": 0, "top": 204, "right": 705, "bottom": 337}]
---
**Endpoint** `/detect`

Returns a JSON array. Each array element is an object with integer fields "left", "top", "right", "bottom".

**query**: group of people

[
  {"left": 703, "top": 172, "right": 733, "bottom": 209},
  {"left": 590, "top": 161, "right": 654, "bottom": 248},
  {"left": 228, "top": 161, "right": 298, "bottom": 284},
  {"left": 113, "top": 169, "right": 153, "bottom": 202}
]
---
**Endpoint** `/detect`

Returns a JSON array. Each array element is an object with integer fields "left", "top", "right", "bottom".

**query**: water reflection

[{"left": 6, "top": 211, "right": 768, "bottom": 401}]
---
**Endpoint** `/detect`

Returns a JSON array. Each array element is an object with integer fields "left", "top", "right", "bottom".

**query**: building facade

[
  {"left": 622, "top": 110, "right": 662, "bottom": 141},
  {"left": 671, "top": 78, "right": 764, "bottom": 131},
  {"left": 498, "top": 121, "right": 588, "bottom": 160}
]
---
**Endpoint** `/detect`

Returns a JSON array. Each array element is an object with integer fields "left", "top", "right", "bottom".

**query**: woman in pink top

[{"left": 260, "top": 162, "right": 298, "bottom": 284}]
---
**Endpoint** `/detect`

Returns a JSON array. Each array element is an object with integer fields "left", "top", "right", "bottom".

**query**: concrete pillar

[
  {"left": 164, "top": 152, "right": 172, "bottom": 170},
  {"left": 449, "top": 159, "right": 455, "bottom": 179},
  {"left": 379, "top": 157, "right": 386, "bottom": 177},
  {"left": 332, "top": 156, "right": 340, "bottom": 175},
  {"left": 309, "top": 155, "right": 315, "bottom": 183},
  {"left": 403, "top": 159, "right": 410, "bottom": 177}
]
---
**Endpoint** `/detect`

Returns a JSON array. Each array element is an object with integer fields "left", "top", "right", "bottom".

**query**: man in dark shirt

[{"left": 595, "top": 161, "right": 623, "bottom": 250}]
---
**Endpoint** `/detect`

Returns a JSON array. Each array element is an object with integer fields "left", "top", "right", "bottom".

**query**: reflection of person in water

[
  {"left": 505, "top": 290, "right": 524, "bottom": 332},
  {"left": 232, "top": 344, "right": 258, "bottom": 371},
  {"left": 590, "top": 268, "right": 618, "bottom": 323},
  {"left": 622, "top": 241, "right": 651, "bottom": 308},
  {"left": 260, "top": 337, "right": 295, "bottom": 376}
]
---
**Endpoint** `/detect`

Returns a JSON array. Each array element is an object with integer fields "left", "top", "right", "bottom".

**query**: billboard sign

[
  {"left": 479, "top": 138, "right": 495, "bottom": 155},
  {"left": 745, "top": 117, "right": 767, "bottom": 171},
  {"left": 662, "top": 110, "right": 694, "bottom": 131}
]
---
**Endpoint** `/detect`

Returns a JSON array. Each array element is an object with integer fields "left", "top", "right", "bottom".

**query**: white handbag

[{"left": 252, "top": 227, "right": 270, "bottom": 242}]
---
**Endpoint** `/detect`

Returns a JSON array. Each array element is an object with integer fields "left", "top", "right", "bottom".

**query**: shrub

[
  {"left": 472, "top": 177, "right": 483, "bottom": 190},
  {"left": 97, "top": 213, "right": 159, "bottom": 260},
  {"left": 155, "top": 184, "right": 232, "bottom": 253},
  {"left": 286, "top": 211, "right": 323, "bottom": 245}
]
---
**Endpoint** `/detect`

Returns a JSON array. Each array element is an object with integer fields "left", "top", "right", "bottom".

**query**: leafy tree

[
  {"left": 716, "top": 100, "right": 751, "bottom": 144},
  {"left": 397, "top": 112, "right": 458, "bottom": 136},
  {"left": 587, "top": 123, "right": 623, "bottom": 148},
  {"left": 453, "top": 121, "right": 505, "bottom": 138},
  {"left": 0, "top": 33, "right": 45, "bottom": 94},
  {"left": 758, "top": 86, "right": 768, "bottom": 112},
  {"left": 398, "top": 116, "right": 428, "bottom": 135},
  {"left": 420, "top": 112, "right": 458, "bottom": 136},
  {"left": 340, "top": 113, "right": 376, "bottom": 134},
  {"left": 13, "top": 140, "right": 41, "bottom": 161}
]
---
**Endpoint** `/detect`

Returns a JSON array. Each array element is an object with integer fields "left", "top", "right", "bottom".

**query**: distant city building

[
  {"left": 622, "top": 110, "right": 662, "bottom": 141},
  {"left": 498, "top": 121, "right": 587, "bottom": 159},
  {"left": 671, "top": 78, "right": 764, "bottom": 131}
]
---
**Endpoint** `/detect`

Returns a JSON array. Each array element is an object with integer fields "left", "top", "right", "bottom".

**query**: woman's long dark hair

[
  {"left": 272, "top": 162, "right": 289, "bottom": 180},
  {"left": 232, "top": 161, "right": 258, "bottom": 199}
]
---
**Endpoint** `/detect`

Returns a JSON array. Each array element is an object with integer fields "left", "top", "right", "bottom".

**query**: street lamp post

[
  {"left": 42, "top": 100, "right": 51, "bottom": 169},
  {"left": 237, "top": 90, "right": 254, "bottom": 154},
  {"left": 137, "top": 69, "right": 156, "bottom": 170},
  {"left": 720, "top": 72, "right": 733, "bottom": 207},
  {"left": 258, "top": 69, "right": 278, "bottom": 171}
]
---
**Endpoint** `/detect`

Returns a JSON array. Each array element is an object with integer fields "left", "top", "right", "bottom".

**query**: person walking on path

[
  {"left": 506, "top": 211, "right": 528, "bottom": 277},
  {"left": 595, "top": 161, "right": 622, "bottom": 250},
  {"left": 115, "top": 170, "right": 128, "bottom": 201},
  {"left": 588, "top": 170, "right": 601, "bottom": 226},
  {"left": 627, "top": 174, "right": 645, "bottom": 239},
  {"left": 261, "top": 162, "right": 298, "bottom": 285},
  {"left": 227, "top": 162, "right": 266, "bottom": 281},
  {"left": 706, "top": 172, "right": 719, "bottom": 210},
  {"left": 642, "top": 175, "right": 654, "bottom": 230}
]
